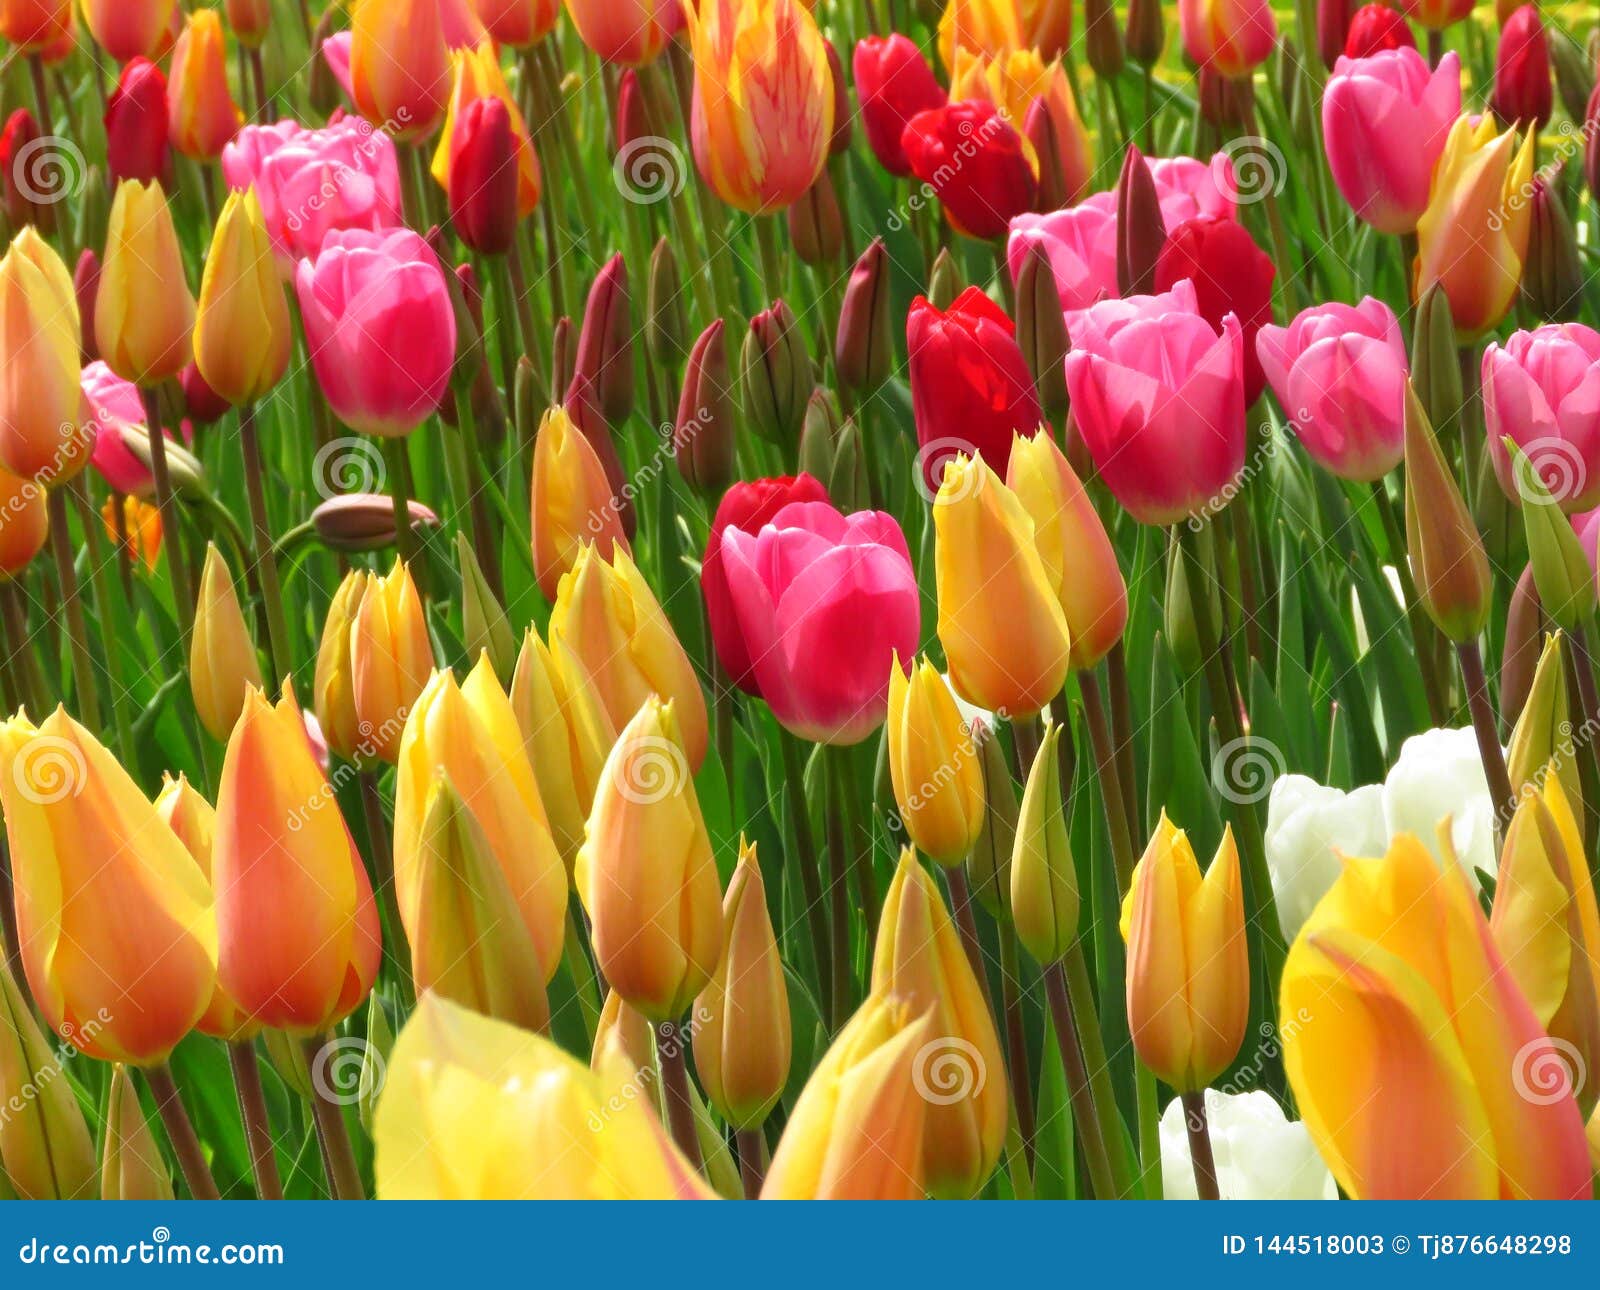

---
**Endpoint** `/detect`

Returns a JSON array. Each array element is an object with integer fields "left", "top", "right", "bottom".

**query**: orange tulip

[
  {"left": 0, "top": 228, "right": 91, "bottom": 485},
  {"left": 224, "top": 0, "right": 270, "bottom": 46},
  {"left": 471, "top": 0, "right": 559, "bottom": 46},
  {"left": 937, "top": 0, "right": 1024, "bottom": 70},
  {"left": 430, "top": 41, "right": 541, "bottom": 217},
  {"left": 0, "top": 0, "right": 71, "bottom": 51},
  {"left": 81, "top": 0, "right": 172, "bottom": 62},
  {"left": 564, "top": 0, "right": 683, "bottom": 66},
  {"left": 350, "top": 0, "right": 453, "bottom": 142},
  {"left": 102, "top": 494, "right": 162, "bottom": 572},
  {"left": 167, "top": 9, "right": 242, "bottom": 160},
  {"left": 0, "top": 464, "right": 46, "bottom": 577},
  {"left": 351, "top": 558, "right": 434, "bottom": 763}
]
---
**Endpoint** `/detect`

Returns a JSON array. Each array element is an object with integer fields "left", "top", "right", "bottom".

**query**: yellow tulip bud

[
  {"left": 592, "top": 987, "right": 656, "bottom": 1087},
  {"left": 1010, "top": 723, "right": 1080, "bottom": 964},
  {"left": 313, "top": 569, "right": 369, "bottom": 761},
  {"left": 1507, "top": 633, "right": 1583, "bottom": 835},
  {"left": 0, "top": 228, "right": 91, "bottom": 484},
  {"left": 530, "top": 405, "right": 630, "bottom": 601},
  {"left": 509, "top": 626, "right": 588, "bottom": 869},
  {"left": 1403, "top": 381, "right": 1490, "bottom": 642},
  {"left": 101, "top": 1064, "right": 173, "bottom": 1200},
  {"left": 0, "top": 958, "right": 96, "bottom": 1198},
  {"left": 351, "top": 557, "right": 434, "bottom": 762},
  {"left": 190, "top": 542, "right": 263, "bottom": 741},
  {"left": 194, "top": 187, "right": 291, "bottom": 405},
  {"left": 97, "top": 179, "right": 197, "bottom": 386},
  {"left": 886, "top": 654, "right": 986, "bottom": 865}
]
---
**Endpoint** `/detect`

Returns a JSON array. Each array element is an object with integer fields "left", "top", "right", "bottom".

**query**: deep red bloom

[
  {"left": 702, "top": 473, "right": 831, "bottom": 695},
  {"left": 180, "top": 361, "right": 232, "bottom": 424},
  {"left": 902, "top": 100, "right": 1040, "bottom": 241},
  {"left": 0, "top": 109, "right": 41, "bottom": 229},
  {"left": 906, "top": 287, "right": 1043, "bottom": 493},
  {"left": 448, "top": 95, "right": 520, "bottom": 255},
  {"left": 1154, "top": 213, "right": 1277, "bottom": 405},
  {"left": 105, "top": 57, "right": 171, "bottom": 187},
  {"left": 1342, "top": 3, "right": 1415, "bottom": 56},
  {"left": 852, "top": 34, "right": 945, "bottom": 177},
  {"left": 1317, "top": 0, "right": 1351, "bottom": 67},
  {"left": 1492, "top": 5, "right": 1552, "bottom": 130}
]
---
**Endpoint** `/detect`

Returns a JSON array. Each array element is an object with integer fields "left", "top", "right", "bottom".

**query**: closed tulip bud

[
  {"left": 194, "top": 188, "right": 290, "bottom": 405},
  {"left": 0, "top": 959, "right": 96, "bottom": 1198},
  {"left": 1013, "top": 241, "right": 1070, "bottom": 420},
  {"left": 927, "top": 246, "right": 962, "bottom": 310},
  {"left": 835, "top": 240, "right": 891, "bottom": 394},
  {"left": 1507, "top": 633, "right": 1583, "bottom": 824},
  {"left": 1085, "top": 0, "right": 1126, "bottom": 76},
  {"left": 797, "top": 391, "right": 839, "bottom": 482},
  {"left": 0, "top": 465, "right": 47, "bottom": 577},
  {"left": 432, "top": 42, "right": 540, "bottom": 234},
  {"left": 788, "top": 168, "right": 844, "bottom": 266},
  {"left": 81, "top": 0, "right": 171, "bottom": 61},
  {"left": 872, "top": 846, "right": 1008, "bottom": 1197},
  {"left": 351, "top": 0, "right": 452, "bottom": 142},
  {"left": 742, "top": 299, "right": 813, "bottom": 448},
  {"left": 311, "top": 493, "right": 440, "bottom": 554},
  {"left": 101, "top": 1064, "right": 173, "bottom": 1200},
  {"left": 1409, "top": 282, "right": 1463, "bottom": 441},
  {"left": 446, "top": 96, "right": 520, "bottom": 255},
  {"left": 375, "top": 993, "right": 712, "bottom": 1198},
  {"left": 1123, "top": 814, "right": 1249, "bottom": 1092},
  {"left": 675, "top": 320, "right": 736, "bottom": 495},
  {"left": 1404, "top": 383, "right": 1491, "bottom": 641},
  {"left": 1493, "top": 6, "right": 1553, "bottom": 129},
  {"left": 0, "top": 228, "right": 91, "bottom": 483},
  {"left": 351, "top": 558, "right": 434, "bottom": 762},
  {"left": 1316, "top": 0, "right": 1349, "bottom": 66},
  {"left": 509, "top": 627, "right": 588, "bottom": 866},
  {"left": 73, "top": 248, "right": 98, "bottom": 362},
  {"left": 829, "top": 417, "right": 870, "bottom": 512},
  {"left": 1519, "top": 175, "right": 1583, "bottom": 322},
  {"left": 762, "top": 995, "right": 934, "bottom": 1199},
  {"left": 1550, "top": 29, "right": 1593, "bottom": 125},
  {"left": 224, "top": 0, "right": 270, "bottom": 45},
  {"left": 694, "top": 841, "right": 791, "bottom": 1129},
  {"left": 1011, "top": 723, "right": 1080, "bottom": 963},
  {"left": 456, "top": 534, "right": 515, "bottom": 682},
  {"left": 314, "top": 570, "right": 368, "bottom": 761},
  {"left": 1512, "top": 444, "right": 1597, "bottom": 630},
  {"left": 105, "top": 58, "right": 170, "bottom": 188},
  {"left": 1116, "top": 145, "right": 1163, "bottom": 296},
  {"left": 572, "top": 253, "right": 634, "bottom": 426},
  {"left": 1502, "top": 565, "right": 1544, "bottom": 727},
  {"left": 1164, "top": 532, "right": 1216, "bottom": 675},
  {"left": 646, "top": 237, "right": 684, "bottom": 373},
  {"left": 967, "top": 722, "right": 1019, "bottom": 918},
  {"left": 1126, "top": 0, "right": 1167, "bottom": 65},
  {"left": 614, "top": 69, "right": 650, "bottom": 152},
  {"left": 97, "top": 180, "right": 195, "bottom": 385},
  {"left": 1343, "top": 1, "right": 1415, "bottom": 54},
  {"left": 935, "top": 454, "right": 1072, "bottom": 716},
  {"left": 591, "top": 988, "right": 656, "bottom": 1085},
  {"left": 190, "top": 543, "right": 262, "bottom": 741},
  {"left": 167, "top": 10, "right": 241, "bottom": 160},
  {"left": 1181, "top": 0, "right": 1278, "bottom": 77},
  {"left": 0, "top": 110, "right": 49, "bottom": 234},
  {"left": 0, "top": 709, "right": 217, "bottom": 1063},
  {"left": 887, "top": 655, "right": 986, "bottom": 865},
  {"left": 576, "top": 697, "right": 722, "bottom": 1021},
  {"left": 530, "top": 405, "right": 629, "bottom": 601}
]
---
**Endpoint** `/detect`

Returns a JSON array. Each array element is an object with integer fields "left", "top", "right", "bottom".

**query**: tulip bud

[
  {"left": 575, "top": 696, "right": 723, "bottom": 1021},
  {"left": 1507, "top": 632, "right": 1584, "bottom": 825},
  {"left": 1502, "top": 564, "right": 1546, "bottom": 728},
  {"left": 788, "top": 168, "right": 844, "bottom": 266},
  {"left": 1025, "top": 79, "right": 1094, "bottom": 213},
  {"left": 351, "top": 558, "right": 435, "bottom": 762},
  {"left": 1011, "top": 723, "right": 1080, "bottom": 964},
  {"left": 1164, "top": 533, "right": 1210, "bottom": 675},
  {"left": 887, "top": 655, "right": 986, "bottom": 865},
  {"left": 966, "top": 722, "right": 1019, "bottom": 918},
  {"left": 447, "top": 95, "right": 520, "bottom": 255},
  {"left": 72, "top": 248, "right": 98, "bottom": 362},
  {"left": 456, "top": 534, "right": 515, "bottom": 683},
  {"left": 741, "top": 299, "right": 813, "bottom": 448},
  {"left": 225, "top": 0, "right": 271, "bottom": 46},
  {"left": 167, "top": 9, "right": 242, "bottom": 160},
  {"left": 1126, "top": 0, "right": 1166, "bottom": 66},
  {"left": 796, "top": 389, "right": 840, "bottom": 483},
  {"left": 615, "top": 68, "right": 650, "bottom": 152},
  {"left": 1316, "top": 0, "right": 1350, "bottom": 65},
  {"left": 190, "top": 543, "right": 263, "bottom": 742},
  {"left": 694, "top": 841, "right": 792, "bottom": 1129},
  {"left": 1013, "top": 241, "right": 1071, "bottom": 420},
  {"left": 674, "top": 320, "right": 736, "bottom": 495},
  {"left": 1404, "top": 383, "right": 1490, "bottom": 641},
  {"left": 101, "top": 1064, "right": 173, "bottom": 1200},
  {"left": 311, "top": 493, "right": 440, "bottom": 554},
  {"left": 1116, "top": 145, "right": 1163, "bottom": 296},
  {"left": 1492, "top": 6, "right": 1553, "bottom": 130},
  {"left": 573, "top": 253, "right": 635, "bottom": 426},
  {"left": 828, "top": 417, "right": 870, "bottom": 512},
  {"left": 1123, "top": 813, "right": 1249, "bottom": 1091},
  {"left": 195, "top": 188, "right": 291, "bottom": 405},
  {"left": 1512, "top": 441, "right": 1598, "bottom": 631},
  {"left": 1409, "top": 282, "right": 1463, "bottom": 444},
  {"left": 1519, "top": 174, "right": 1583, "bottom": 322},
  {"left": 562, "top": 370, "right": 633, "bottom": 538},
  {"left": 0, "top": 959, "right": 96, "bottom": 1199},
  {"left": 592, "top": 987, "right": 656, "bottom": 1085},
  {"left": 97, "top": 179, "right": 195, "bottom": 386},
  {"left": 509, "top": 627, "right": 588, "bottom": 865},
  {"left": 927, "top": 247, "right": 962, "bottom": 310},
  {"left": 646, "top": 237, "right": 684, "bottom": 375},
  {"left": 0, "top": 109, "right": 50, "bottom": 234},
  {"left": 105, "top": 58, "right": 170, "bottom": 188},
  {"left": 825, "top": 40, "right": 852, "bottom": 155},
  {"left": 1343, "top": 1, "right": 1415, "bottom": 54},
  {"left": 530, "top": 404, "right": 630, "bottom": 601},
  {"left": 1550, "top": 28, "right": 1594, "bottom": 125},
  {"left": 1085, "top": 0, "right": 1126, "bottom": 76}
]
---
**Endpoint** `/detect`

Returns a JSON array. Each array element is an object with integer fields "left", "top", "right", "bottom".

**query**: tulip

[
  {"left": 949, "top": 47, "right": 1092, "bottom": 208},
  {"left": 0, "top": 959, "right": 96, "bottom": 1199},
  {"left": 97, "top": 180, "right": 195, "bottom": 386},
  {"left": 351, "top": 557, "right": 434, "bottom": 763},
  {"left": 565, "top": 0, "right": 683, "bottom": 66},
  {"left": 937, "top": 0, "right": 1024, "bottom": 68},
  {"left": 1519, "top": 465, "right": 1595, "bottom": 632},
  {"left": 901, "top": 100, "right": 1039, "bottom": 241},
  {"left": 530, "top": 405, "right": 630, "bottom": 601},
  {"left": 224, "top": 0, "right": 269, "bottom": 45},
  {"left": 675, "top": 320, "right": 736, "bottom": 494},
  {"left": 81, "top": 363, "right": 195, "bottom": 496},
  {"left": 508, "top": 627, "right": 588, "bottom": 865},
  {"left": 194, "top": 188, "right": 291, "bottom": 406},
  {"left": 907, "top": 288, "right": 1043, "bottom": 496},
  {"left": 1343, "top": 1, "right": 1416, "bottom": 54},
  {"left": 214, "top": 683, "right": 381, "bottom": 1033},
  {"left": 684, "top": 0, "right": 833, "bottom": 213},
  {"left": 1317, "top": 0, "right": 1350, "bottom": 66},
  {"left": 375, "top": 993, "right": 711, "bottom": 1198},
  {"left": 221, "top": 117, "right": 403, "bottom": 263},
  {"left": 1007, "top": 201, "right": 1121, "bottom": 312},
  {"left": 101, "top": 1064, "right": 173, "bottom": 1201},
  {"left": 432, "top": 42, "right": 541, "bottom": 231},
  {"left": 1520, "top": 175, "right": 1583, "bottom": 323},
  {"left": 1007, "top": 433, "right": 1128, "bottom": 669},
  {"left": 167, "top": 10, "right": 241, "bottom": 160},
  {"left": 572, "top": 253, "right": 635, "bottom": 427},
  {"left": 853, "top": 35, "right": 946, "bottom": 177},
  {"left": 719, "top": 499, "right": 920, "bottom": 745},
  {"left": 189, "top": 543, "right": 262, "bottom": 741},
  {"left": 1403, "top": 383, "right": 1491, "bottom": 641},
  {"left": 887, "top": 656, "right": 986, "bottom": 865},
  {"left": 835, "top": 240, "right": 892, "bottom": 395},
  {"left": 1322, "top": 50, "right": 1460, "bottom": 236},
  {"left": 1413, "top": 114, "right": 1536, "bottom": 339},
  {"left": 472, "top": 0, "right": 558, "bottom": 46},
  {"left": 105, "top": 58, "right": 171, "bottom": 187},
  {"left": 1179, "top": 0, "right": 1278, "bottom": 77},
  {"left": 1123, "top": 813, "right": 1249, "bottom": 1091},
  {"left": 1160, "top": 1089, "right": 1338, "bottom": 1199},
  {"left": 935, "top": 453, "right": 1072, "bottom": 715},
  {"left": 0, "top": 228, "right": 91, "bottom": 484},
  {"left": 694, "top": 841, "right": 791, "bottom": 1129},
  {"left": 103, "top": 495, "right": 162, "bottom": 570},
  {"left": 0, "top": 465, "right": 47, "bottom": 577},
  {"left": 350, "top": 0, "right": 452, "bottom": 141},
  {"left": 740, "top": 299, "right": 813, "bottom": 448},
  {"left": 295, "top": 227, "right": 456, "bottom": 437},
  {"left": 0, "top": 0, "right": 69, "bottom": 50},
  {"left": 1493, "top": 5, "right": 1552, "bottom": 128},
  {"left": 311, "top": 493, "right": 440, "bottom": 553},
  {"left": 762, "top": 995, "right": 934, "bottom": 1199},
  {"left": 1064, "top": 280, "right": 1248, "bottom": 525},
  {"left": 1400, "top": 0, "right": 1473, "bottom": 31},
  {"left": 1483, "top": 324, "right": 1600, "bottom": 513},
  {"left": 0, "top": 110, "right": 45, "bottom": 233},
  {"left": 1256, "top": 296, "right": 1409, "bottom": 481},
  {"left": 1282, "top": 831, "right": 1592, "bottom": 1197},
  {"left": 312, "top": 569, "right": 368, "bottom": 761},
  {"left": 1010, "top": 724, "right": 1081, "bottom": 964},
  {"left": 81, "top": 0, "right": 170, "bottom": 60},
  {"left": 0, "top": 709, "right": 216, "bottom": 1063},
  {"left": 575, "top": 697, "right": 722, "bottom": 1021},
  {"left": 1155, "top": 213, "right": 1276, "bottom": 405},
  {"left": 443, "top": 96, "right": 520, "bottom": 256}
]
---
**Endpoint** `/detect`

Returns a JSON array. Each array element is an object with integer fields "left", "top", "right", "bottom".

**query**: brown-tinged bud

[
  {"left": 788, "top": 167, "right": 844, "bottom": 266},
  {"left": 1126, "top": 0, "right": 1166, "bottom": 67},
  {"left": 311, "top": 493, "right": 440, "bottom": 553},
  {"left": 675, "top": 318, "right": 736, "bottom": 494},
  {"left": 927, "top": 246, "right": 962, "bottom": 310},
  {"left": 1015, "top": 240, "right": 1070, "bottom": 420},
  {"left": 741, "top": 299, "right": 813, "bottom": 447},
  {"left": 1404, "top": 381, "right": 1491, "bottom": 642},
  {"left": 564, "top": 368, "right": 635, "bottom": 538},
  {"left": 550, "top": 316, "right": 575, "bottom": 403},
  {"left": 1116, "top": 145, "right": 1163, "bottom": 296},
  {"left": 1501, "top": 563, "right": 1545, "bottom": 728},
  {"left": 574, "top": 252, "right": 634, "bottom": 424},
  {"left": 647, "top": 237, "right": 684, "bottom": 376},
  {"left": 615, "top": 68, "right": 650, "bottom": 153},
  {"left": 835, "top": 237, "right": 891, "bottom": 393},
  {"left": 514, "top": 353, "right": 540, "bottom": 443},
  {"left": 1520, "top": 173, "right": 1584, "bottom": 322},
  {"left": 0, "top": 109, "right": 51, "bottom": 234},
  {"left": 1085, "top": 0, "right": 1126, "bottom": 77},
  {"left": 308, "top": 6, "right": 344, "bottom": 115},
  {"left": 73, "top": 247, "right": 99, "bottom": 362}
]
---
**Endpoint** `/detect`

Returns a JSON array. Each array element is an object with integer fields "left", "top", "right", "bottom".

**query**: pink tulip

[
  {"left": 1256, "top": 296, "right": 1408, "bottom": 481},
  {"left": 295, "top": 228, "right": 456, "bottom": 438},
  {"left": 1007, "top": 200, "right": 1120, "bottom": 310},
  {"left": 80, "top": 359, "right": 190, "bottom": 497},
  {"left": 1144, "top": 153, "right": 1239, "bottom": 225},
  {"left": 1323, "top": 48, "right": 1461, "bottom": 235},
  {"left": 1483, "top": 323, "right": 1600, "bottom": 512},
  {"left": 222, "top": 115, "right": 403, "bottom": 264},
  {"left": 719, "top": 500, "right": 920, "bottom": 745},
  {"left": 321, "top": 31, "right": 354, "bottom": 102},
  {"left": 1063, "top": 280, "right": 1247, "bottom": 525}
]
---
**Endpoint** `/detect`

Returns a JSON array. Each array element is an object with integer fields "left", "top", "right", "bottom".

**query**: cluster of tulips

[{"left": 2, "top": 0, "right": 1600, "bottom": 1204}]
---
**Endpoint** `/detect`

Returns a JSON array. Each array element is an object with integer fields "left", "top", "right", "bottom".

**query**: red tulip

[
  {"left": 907, "top": 287, "right": 1043, "bottom": 493},
  {"left": 1492, "top": 5, "right": 1552, "bottom": 129},
  {"left": 901, "top": 100, "right": 1038, "bottom": 240},
  {"left": 105, "top": 57, "right": 171, "bottom": 187},
  {"left": 0, "top": 109, "right": 43, "bottom": 231},
  {"left": 852, "top": 34, "right": 945, "bottom": 177},
  {"left": 1342, "top": 2, "right": 1414, "bottom": 55},
  {"left": 447, "top": 95, "right": 519, "bottom": 255},
  {"left": 1154, "top": 213, "right": 1276, "bottom": 405}
]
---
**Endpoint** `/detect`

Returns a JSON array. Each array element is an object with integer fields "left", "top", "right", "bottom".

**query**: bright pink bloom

[
  {"left": 1179, "top": 0, "right": 1279, "bottom": 78},
  {"left": 222, "top": 115, "right": 403, "bottom": 264},
  {"left": 852, "top": 34, "right": 945, "bottom": 177},
  {"left": 719, "top": 500, "right": 920, "bottom": 745},
  {"left": 1007, "top": 201, "right": 1120, "bottom": 310},
  {"left": 1323, "top": 48, "right": 1461, "bottom": 234},
  {"left": 294, "top": 228, "right": 456, "bottom": 438},
  {"left": 321, "top": 31, "right": 354, "bottom": 101},
  {"left": 81, "top": 359, "right": 189, "bottom": 496},
  {"left": 1483, "top": 323, "right": 1600, "bottom": 512},
  {"left": 1145, "top": 152, "right": 1240, "bottom": 225},
  {"left": 1063, "top": 280, "right": 1247, "bottom": 525},
  {"left": 1256, "top": 297, "right": 1408, "bottom": 481}
]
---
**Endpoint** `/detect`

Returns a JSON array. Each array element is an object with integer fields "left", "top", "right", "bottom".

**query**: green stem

[
  {"left": 146, "top": 1063, "right": 221, "bottom": 1199},
  {"left": 1064, "top": 940, "right": 1138, "bottom": 1196},
  {"left": 1181, "top": 1090, "right": 1221, "bottom": 1199},
  {"left": 228, "top": 1040, "right": 283, "bottom": 1200},
  {"left": 1371, "top": 479, "right": 1449, "bottom": 726},
  {"left": 140, "top": 388, "right": 194, "bottom": 641},
  {"left": 46, "top": 488, "right": 99, "bottom": 730},
  {"left": 240, "top": 404, "right": 294, "bottom": 680},
  {"left": 655, "top": 1019, "right": 703, "bottom": 1170},
  {"left": 825, "top": 748, "right": 853, "bottom": 1028},
  {"left": 780, "top": 731, "right": 834, "bottom": 1025},
  {"left": 302, "top": 1035, "right": 366, "bottom": 1199},
  {"left": 382, "top": 437, "right": 416, "bottom": 565},
  {"left": 1457, "top": 639, "right": 1515, "bottom": 856},
  {"left": 1078, "top": 671, "right": 1136, "bottom": 891},
  {"left": 68, "top": 477, "right": 133, "bottom": 763},
  {"left": 996, "top": 918, "right": 1036, "bottom": 1176},
  {"left": 1043, "top": 960, "right": 1117, "bottom": 1198},
  {"left": 358, "top": 767, "right": 414, "bottom": 1005}
]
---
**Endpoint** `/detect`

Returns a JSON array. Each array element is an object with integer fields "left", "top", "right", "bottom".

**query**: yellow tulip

[
  {"left": 167, "top": 9, "right": 242, "bottom": 160},
  {"left": 375, "top": 993, "right": 713, "bottom": 1198},
  {"left": 530, "top": 406, "right": 629, "bottom": 601},
  {"left": 97, "top": 180, "right": 197, "bottom": 386},
  {"left": 0, "top": 958, "right": 96, "bottom": 1198},
  {"left": 194, "top": 188, "right": 290, "bottom": 405},
  {"left": 575, "top": 696, "right": 722, "bottom": 1022},
  {"left": 430, "top": 41, "right": 541, "bottom": 215},
  {"left": 1121, "top": 813, "right": 1248, "bottom": 1091},
  {"left": 313, "top": 569, "right": 369, "bottom": 761},
  {"left": 0, "top": 708, "right": 216, "bottom": 1064},
  {"left": 508, "top": 626, "right": 588, "bottom": 867},
  {"left": 1282, "top": 830, "right": 1593, "bottom": 1198},
  {"left": 934, "top": 453, "right": 1071, "bottom": 716},
  {"left": 886, "top": 654, "right": 986, "bottom": 865},
  {"left": 351, "top": 557, "right": 434, "bottom": 763},
  {"left": 189, "top": 543, "right": 263, "bottom": 742},
  {"left": 1506, "top": 633, "right": 1583, "bottom": 834},
  {"left": 101, "top": 1064, "right": 173, "bottom": 1200},
  {"left": 937, "top": 0, "right": 1024, "bottom": 70},
  {"left": 0, "top": 228, "right": 91, "bottom": 484}
]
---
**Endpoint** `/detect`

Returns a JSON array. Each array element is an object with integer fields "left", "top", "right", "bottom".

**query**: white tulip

[
  {"left": 1159, "top": 1089, "right": 1337, "bottom": 1200},
  {"left": 1264, "top": 775, "right": 1387, "bottom": 941},
  {"left": 1382, "top": 726, "right": 1497, "bottom": 886}
]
